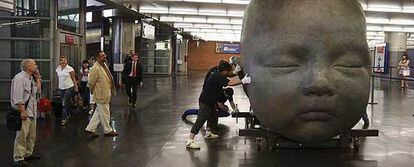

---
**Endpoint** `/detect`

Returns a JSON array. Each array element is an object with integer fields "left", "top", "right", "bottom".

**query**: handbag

[
  {"left": 6, "top": 81, "right": 32, "bottom": 131},
  {"left": 403, "top": 68, "right": 411, "bottom": 77}
]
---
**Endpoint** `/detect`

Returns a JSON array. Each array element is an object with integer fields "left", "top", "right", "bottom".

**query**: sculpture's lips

[{"left": 298, "top": 108, "right": 337, "bottom": 121}]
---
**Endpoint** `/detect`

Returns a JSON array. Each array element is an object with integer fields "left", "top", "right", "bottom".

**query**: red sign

[{"left": 65, "top": 35, "right": 74, "bottom": 44}]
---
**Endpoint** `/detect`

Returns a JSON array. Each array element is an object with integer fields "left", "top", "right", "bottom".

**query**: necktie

[{"left": 132, "top": 62, "right": 136, "bottom": 77}]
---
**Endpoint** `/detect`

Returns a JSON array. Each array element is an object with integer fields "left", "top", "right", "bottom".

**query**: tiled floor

[{"left": 1, "top": 71, "right": 414, "bottom": 167}]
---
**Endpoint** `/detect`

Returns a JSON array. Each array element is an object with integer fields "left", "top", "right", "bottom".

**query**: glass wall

[
  {"left": 57, "top": 0, "right": 80, "bottom": 33},
  {"left": 140, "top": 23, "right": 172, "bottom": 75},
  {"left": 0, "top": 0, "right": 51, "bottom": 102},
  {"left": 15, "top": 0, "right": 50, "bottom": 17}
]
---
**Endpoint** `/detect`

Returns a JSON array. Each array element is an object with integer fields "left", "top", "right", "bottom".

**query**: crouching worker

[
  {"left": 182, "top": 88, "right": 239, "bottom": 128},
  {"left": 186, "top": 61, "right": 250, "bottom": 149}
]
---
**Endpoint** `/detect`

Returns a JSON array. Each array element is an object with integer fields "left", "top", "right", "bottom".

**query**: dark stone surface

[
  {"left": 0, "top": 72, "right": 414, "bottom": 166},
  {"left": 241, "top": 0, "right": 371, "bottom": 142}
]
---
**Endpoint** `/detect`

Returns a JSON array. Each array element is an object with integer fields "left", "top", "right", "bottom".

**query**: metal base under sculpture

[{"left": 232, "top": 112, "right": 379, "bottom": 150}]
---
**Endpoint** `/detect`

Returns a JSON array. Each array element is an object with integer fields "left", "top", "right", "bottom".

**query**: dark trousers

[
  {"left": 125, "top": 77, "right": 139, "bottom": 104},
  {"left": 80, "top": 81, "right": 90, "bottom": 107},
  {"left": 191, "top": 102, "right": 218, "bottom": 135}
]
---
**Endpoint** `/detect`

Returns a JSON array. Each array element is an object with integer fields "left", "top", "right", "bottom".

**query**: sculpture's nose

[{"left": 300, "top": 63, "right": 335, "bottom": 97}]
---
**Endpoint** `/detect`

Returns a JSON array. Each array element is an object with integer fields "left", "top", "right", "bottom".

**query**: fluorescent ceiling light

[
  {"left": 160, "top": 16, "right": 184, "bottom": 22},
  {"left": 222, "top": 0, "right": 250, "bottom": 5},
  {"left": 365, "top": 4, "right": 402, "bottom": 13},
  {"left": 169, "top": 7, "right": 198, "bottom": 15},
  {"left": 232, "top": 25, "right": 242, "bottom": 30},
  {"left": 207, "top": 17, "right": 230, "bottom": 24},
  {"left": 200, "top": 29, "right": 218, "bottom": 33},
  {"left": 402, "top": 5, "right": 414, "bottom": 13},
  {"left": 183, "top": 16, "right": 207, "bottom": 23},
  {"left": 213, "top": 24, "right": 232, "bottom": 29},
  {"left": 227, "top": 10, "right": 244, "bottom": 17},
  {"left": 366, "top": 31, "right": 384, "bottom": 36},
  {"left": 383, "top": 26, "right": 403, "bottom": 32},
  {"left": 390, "top": 18, "right": 414, "bottom": 25},
  {"left": 230, "top": 18, "right": 243, "bottom": 25},
  {"left": 199, "top": 8, "right": 227, "bottom": 16},
  {"left": 139, "top": 4, "right": 168, "bottom": 14},
  {"left": 366, "top": 17, "right": 389, "bottom": 24},
  {"left": 367, "top": 25, "right": 383, "bottom": 31},
  {"left": 186, "top": 28, "right": 203, "bottom": 32},
  {"left": 184, "top": 0, "right": 221, "bottom": 3},
  {"left": 174, "top": 23, "right": 193, "bottom": 28},
  {"left": 193, "top": 23, "right": 213, "bottom": 28},
  {"left": 218, "top": 29, "right": 235, "bottom": 33},
  {"left": 403, "top": 27, "right": 414, "bottom": 32},
  {"left": 366, "top": 36, "right": 384, "bottom": 40}
]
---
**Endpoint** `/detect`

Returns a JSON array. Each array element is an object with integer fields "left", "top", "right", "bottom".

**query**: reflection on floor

[{"left": 1, "top": 72, "right": 414, "bottom": 167}]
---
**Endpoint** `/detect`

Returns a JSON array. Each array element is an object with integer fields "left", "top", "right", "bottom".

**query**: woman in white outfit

[
  {"left": 398, "top": 53, "right": 410, "bottom": 89},
  {"left": 56, "top": 56, "right": 78, "bottom": 125}
]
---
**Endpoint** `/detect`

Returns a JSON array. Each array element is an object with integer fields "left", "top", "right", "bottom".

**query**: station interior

[{"left": 1, "top": 0, "right": 414, "bottom": 166}]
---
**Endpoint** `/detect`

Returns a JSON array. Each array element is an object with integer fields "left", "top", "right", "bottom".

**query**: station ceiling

[{"left": 98, "top": 0, "right": 414, "bottom": 45}]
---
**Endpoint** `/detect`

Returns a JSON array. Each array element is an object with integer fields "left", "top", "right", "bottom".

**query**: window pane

[
  {"left": 14, "top": 0, "right": 50, "bottom": 17},
  {"left": 0, "top": 82, "right": 51, "bottom": 102},
  {"left": 0, "top": 61, "right": 50, "bottom": 80},
  {"left": 0, "top": 19, "right": 50, "bottom": 38},
  {"left": 2, "top": 40, "right": 50, "bottom": 59},
  {"left": 155, "top": 66, "right": 168, "bottom": 73},
  {"left": 58, "top": 0, "right": 79, "bottom": 33}
]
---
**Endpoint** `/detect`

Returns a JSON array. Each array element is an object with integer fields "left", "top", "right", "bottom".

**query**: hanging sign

[
  {"left": 142, "top": 22, "right": 155, "bottom": 40},
  {"left": 215, "top": 43, "right": 240, "bottom": 54}
]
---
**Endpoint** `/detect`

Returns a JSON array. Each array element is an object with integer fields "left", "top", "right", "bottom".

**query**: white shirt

[
  {"left": 10, "top": 71, "right": 38, "bottom": 118},
  {"left": 129, "top": 61, "right": 137, "bottom": 77},
  {"left": 56, "top": 65, "right": 75, "bottom": 89},
  {"left": 80, "top": 67, "right": 90, "bottom": 82}
]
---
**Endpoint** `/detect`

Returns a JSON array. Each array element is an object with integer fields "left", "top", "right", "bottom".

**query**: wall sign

[
  {"left": 142, "top": 22, "right": 155, "bottom": 40},
  {"left": 374, "top": 43, "right": 389, "bottom": 73},
  {"left": 65, "top": 34, "right": 75, "bottom": 44},
  {"left": 215, "top": 43, "right": 240, "bottom": 54}
]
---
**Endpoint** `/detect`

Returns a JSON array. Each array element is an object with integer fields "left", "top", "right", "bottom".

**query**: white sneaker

[
  {"left": 186, "top": 139, "right": 200, "bottom": 149},
  {"left": 204, "top": 132, "right": 219, "bottom": 140},
  {"left": 89, "top": 110, "right": 94, "bottom": 115}
]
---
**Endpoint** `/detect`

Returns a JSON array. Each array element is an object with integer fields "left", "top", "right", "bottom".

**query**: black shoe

[
  {"left": 13, "top": 160, "right": 29, "bottom": 167},
  {"left": 132, "top": 104, "right": 136, "bottom": 108},
  {"left": 86, "top": 130, "right": 99, "bottom": 138},
  {"left": 104, "top": 131, "right": 119, "bottom": 137},
  {"left": 24, "top": 154, "right": 41, "bottom": 161}
]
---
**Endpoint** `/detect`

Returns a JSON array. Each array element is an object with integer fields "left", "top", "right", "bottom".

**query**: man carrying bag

[{"left": 9, "top": 59, "right": 41, "bottom": 167}]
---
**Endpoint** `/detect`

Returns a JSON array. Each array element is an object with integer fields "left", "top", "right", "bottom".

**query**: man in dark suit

[
  {"left": 122, "top": 53, "right": 143, "bottom": 107},
  {"left": 123, "top": 50, "right": 134, "bottom": 64}
]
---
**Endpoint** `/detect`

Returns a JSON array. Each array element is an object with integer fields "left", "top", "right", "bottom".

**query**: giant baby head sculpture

[{"left": 241, "top": 0, "right": 371, "bottom": 142}]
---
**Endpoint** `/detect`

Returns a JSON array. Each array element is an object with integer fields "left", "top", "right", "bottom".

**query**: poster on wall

[
  {"left": 374, "top": 43, "right": 389, "bottom": 73},
  {"left": 142, "top": 22, "right": 155, "bottom": 40},
  {"left": 215, "top": 43, "right": 240, "bottom": 54}
]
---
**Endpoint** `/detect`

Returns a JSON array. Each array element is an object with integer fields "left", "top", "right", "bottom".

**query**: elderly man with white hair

[{"left": 10, "top": 59, "right": 41, "bottom": 166}]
